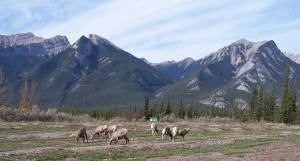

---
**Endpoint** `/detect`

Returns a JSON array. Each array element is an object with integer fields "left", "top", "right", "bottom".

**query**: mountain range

[
  {"left": 153, "top": 39, "right": 300, "bottom": 108},
  {"left": 0, "top": 33, "right": 299, "bottom": 109}
]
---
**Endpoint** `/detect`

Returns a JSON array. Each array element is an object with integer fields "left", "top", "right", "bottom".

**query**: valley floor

[{"left": 0, "top": 121, "right": 299, "bottom": 161}]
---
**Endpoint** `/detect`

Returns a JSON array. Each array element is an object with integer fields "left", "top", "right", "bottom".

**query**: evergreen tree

[
  {"left": 152, "top": 104, "right": 157, "bottom": 117},
  {"left": 287, "top": 88, "right": 297, "bottom": 123},
  {"left": 280, "top": 67, "right": 290, "bottom": 123},
  {"left": 279, "top": 67, "right": 297, "bottom": 123},
  {"left": 177, "top": 100, "right": 185, "bottom": 119},
  {"left": 142, "top": 95, "right": 150, "bottom": 120},
  {"left": 264, "top": 81, "right": 276, "bottom": 122},
  {"left": 297, "top": 107, "right": 300, "bottom": 124},
  {"left": 193, "top": 108, "right": 199, "bottom": 118},
  {"left": 165, "top": 100, "right": 172, "bottom": 115},
  {"left": 149, "top": 107, "right": 154, "bottom": 118},
  {"left": 159, "top": 100, "right": 164, "bottom": 117},
  {"left": 187, "top": 99, "right": 194, "bottom": 119},
  {"left": 249, "top": 84, "right": 258, "bottom": 121},
  {"left": 256, "top": 86, "right": 264, "bottom": 120}
]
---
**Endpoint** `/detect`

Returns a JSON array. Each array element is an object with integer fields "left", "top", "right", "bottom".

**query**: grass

[
  {"left": 0, "top": 121, "right": 300, "bottom": 161},
  {"left": 28, "top": 138, "right": 279, "bottom": 161}
]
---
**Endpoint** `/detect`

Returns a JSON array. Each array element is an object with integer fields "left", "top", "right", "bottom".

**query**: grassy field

[{"left": 0, "top": 120, "right": 300, "bottom": 161}]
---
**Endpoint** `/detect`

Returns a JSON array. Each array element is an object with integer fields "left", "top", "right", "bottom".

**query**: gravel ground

[{"left": 148, "top": 142, "right": 300, "bottom": 161}]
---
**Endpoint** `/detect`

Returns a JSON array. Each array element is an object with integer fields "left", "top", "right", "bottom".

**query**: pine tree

[
  {"left": 165, "top": 100, "right": 172, "bottom": 115},
  {"left": 149, "top": 107, "right": 154, "bottom": 118},
  {"left": 249, "top": 84, "right": 258, "bottom": 121},
  {"left": 159, "top": 100, "right": 164, "bottom": 117},
  {"left": 264, "top": 81, "right": 276, "bottom": 122},
  {"left": 142, "top": 95, "right": 150, "bottom": 120},
  {"left": 152, "top": 104, "right": 157, "bottom": 117},
  {"left": 287, "top": 88, "right": 297, "bottom": 123},
  {"left": 278, "top": 67, "right": 297, "bottom": 123},
  {"left": 280, "top": 67, "right": 290, "bottom": 123},
  {"left": 256, "top": 86, "right": 264, "bottom": 120},
  {"left": 187, "top": 99, "right": 194, "bottom": 119},
  {"left": 193, "top": 108, "right": 199, "bottom": 118},
  {"left": 177, "top": 100, "right": 185, "bottom": 119},
  {"left": 297, "top": 107, "right": 300, "bottom": 124}
]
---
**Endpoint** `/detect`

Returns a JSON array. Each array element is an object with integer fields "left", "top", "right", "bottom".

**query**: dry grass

[{"left": 0, "top": 106, "right": 96, "bottom": 123}]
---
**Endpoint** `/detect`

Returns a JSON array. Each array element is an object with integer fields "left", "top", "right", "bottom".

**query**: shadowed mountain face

[
  {"left": 154, "top": 39, "right": 300, "bottom": 108},
  {"left": 9, "top": 34, "right": 173, "bottom": 108}
]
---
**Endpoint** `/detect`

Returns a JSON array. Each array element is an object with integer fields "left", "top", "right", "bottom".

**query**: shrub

[{"left": 0, "top": 106, "right": 96, "bottom": 122}]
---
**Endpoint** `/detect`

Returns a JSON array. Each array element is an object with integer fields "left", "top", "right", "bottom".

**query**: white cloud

[{"left": 1, "top": 0, "right": 300, "bottom": 62}]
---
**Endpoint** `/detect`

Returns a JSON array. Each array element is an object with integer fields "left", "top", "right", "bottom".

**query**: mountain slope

[
  {"left": 154, "top": 39, "right": 300, "bottom": 107},
  {"left": 19, "top": 34, "right": 173, "bottom": 108}
]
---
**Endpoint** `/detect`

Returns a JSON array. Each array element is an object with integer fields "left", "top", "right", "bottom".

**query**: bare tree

[
  {"left": 18, "top": 79, "right": 38, "bottom": 111},
  {"left": 0, "top": 68, "right": 9, "bottom": 107}
]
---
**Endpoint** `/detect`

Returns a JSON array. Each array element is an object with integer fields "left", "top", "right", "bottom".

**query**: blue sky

[{"left": 1, "top": 0, "right": 300, "bottom": 62}]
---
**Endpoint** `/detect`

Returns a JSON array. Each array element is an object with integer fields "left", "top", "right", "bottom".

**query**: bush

[
  {"left": 159, "top": 114, "right": 177, "bottom": 123},
  {"left": 0, "top": 106, "right": 96, "bottom": 122}
]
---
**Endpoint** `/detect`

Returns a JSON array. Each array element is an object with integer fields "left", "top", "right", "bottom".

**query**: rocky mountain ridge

[
  {"left": 0, "top": 33, "right": 70, "bottom": 56},
  {"left": 154, "top": 39, "right": 300, "bottom": 108}
]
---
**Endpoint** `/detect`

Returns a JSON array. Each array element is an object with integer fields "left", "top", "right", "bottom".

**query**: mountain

[
  {"left": 0, "top": 32, "right": 70, "bottom": 56},
  {"left": 0, "top": 33, "right": 70, "bottom": 82},
  {"left": 284, "top": 52, "right": 300, "bottom": 64},
  {"left": 1, "top": 33, "right": 299, "bottom": 109},
  {"left": 153, "top": 57, "right": 199, "bottom": 80},
  {"left": 154, "top": 39, "right": 300, "bottom": 108},
  {"left": 11, "top": 34, "right": 173, "bottom": 108}
]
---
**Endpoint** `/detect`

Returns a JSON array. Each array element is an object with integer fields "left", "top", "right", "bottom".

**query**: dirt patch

[
  {"left": 244, "top": 142, "right": 300, "bottom": 161},
  {"left": 147, "top": 152, "right": 239, "bottom": 161},
  {"left": 147, "top": 142, "right": 300, "bottom": 161},
  {"left": 0, "top": 147, "right": 59, "bottom": 157},
  {"left": 0, "top": 131, "right": 72, "bottom": 141}
]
